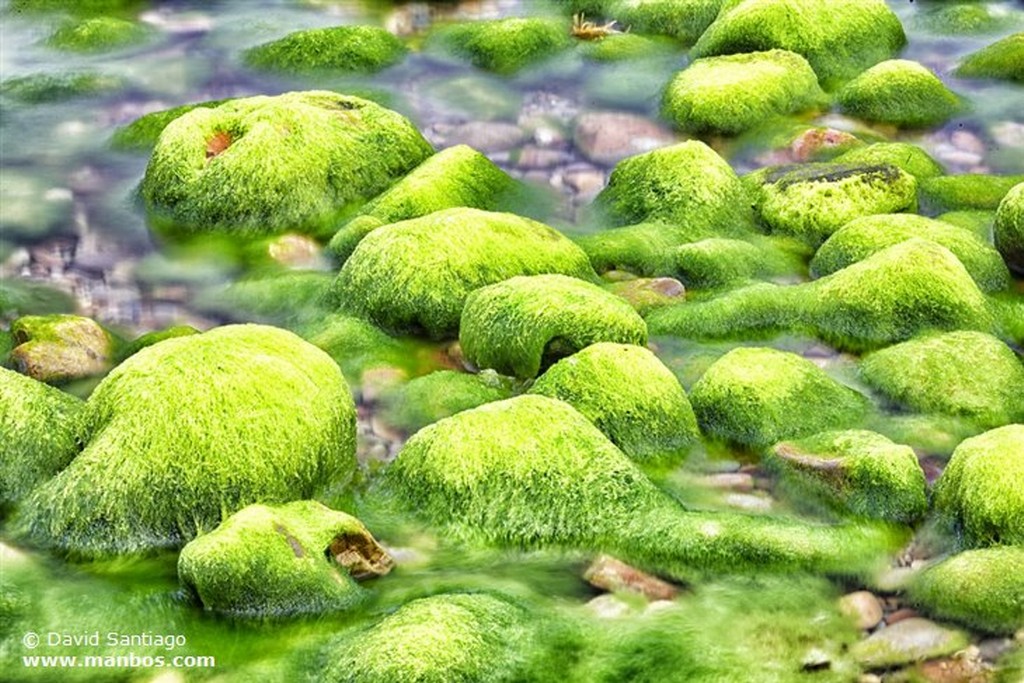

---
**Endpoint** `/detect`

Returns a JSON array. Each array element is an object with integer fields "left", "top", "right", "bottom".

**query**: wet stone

[
  {"left": 852, "top": 618, "right": 970, "bottom": 670},
  {"left": 433, "top": 121, "right": 528, "bottom": 153},
  {"left": 839, "top": 591, "right": 884, "bottom": 631},
  {"left": 584, "top": 554, "right": 680, "bottom": 601},
  {"left": 573, "top": 112, "right": 678, "bottom": 166}
]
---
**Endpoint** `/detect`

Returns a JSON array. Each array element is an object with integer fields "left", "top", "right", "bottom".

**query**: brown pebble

[
  {"left": 839, "top": 591, "right": 884, "bottom": 630},
  {"left": 887, "top": 607, "right": 920, "bottom": 625},
  {"left": 584, "top": 554, "right": 680, "bottom": 601}
]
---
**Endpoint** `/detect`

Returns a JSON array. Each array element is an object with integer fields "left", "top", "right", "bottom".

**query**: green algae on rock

[
  {"left": 14, "top": 324, "right": 356, "bottom": 559},
  {"left": 606, "top": 0, "right": 727, "bottom": 44},
  {"left": 459, "top": 275, "right": 648, "bottom": 379},
  {"left": 529, "top": 342, "right": 699, "bottom": 464},
  {"left": 932, "top": 425, "right": 1024, "bottom": 549},
  {"left": 955, "top": 32, "right": 1024, "bottom": 83},
  {"left": 689, "top": 347, "right": 869, "bottom": 450},
  {"left": 433, "top": 17, "right": 572, "bottom": 75},
  {"left": 243, "top": 25, "right": 405, "bottom": 74},
  {"left": 328, "top": 209, "right": 596, "bottom": 339},
  {"left": 915, "top": 4, "right": 1016, "bottom": 36},
  {"left": 836, "top": 60, "right": 962, "bottom": 128},
  {"left": 645, "top": 282, "right": 797, "bottom": 340},
  {"left": 46, "top": 16, "right": 149, "bottom": 53},
  {"left": 0, "top": 72, "right": 123, "bottom": 103},
  {"left": 860, "top": 331, "right": 1024, "bottom": 430},
  {"left": 768, "top": 431, "right": 927, "bottom": 525},
  {"left": 691, "top": 0, "right": 906, "bottom": 89},
  {"left": 576, "top": 222, "right": 717, "bottom": 277},
  {"left": 178, "top": 501, "right": 391, "bottom": 617},
  {"left": 116, "top": 325, "right": 198, "bottom": 362},
  {"left": 379, "top": 370, "right": 517, "bottom": 434},
  {"left": 327, "top": 145, "right": 522, "bottom": 262},
  {"left": 833, "top": 143, "right": 944, "bottom": 181},
  {"left": 8, "top": 314, "right": 116, "bottom": 384},
  {"left": 195, "top": 271, "right": 334, "bottom": 327},
  {"left": 919, "top": 173, "right": 1024, "bottom": 213},
  {"left": 749, "top": 163, "right": 918, "bottom": 247},
  {"left": 661, "top": 50, "right": 827, "bottom": 136},
  {"left": 909, "top": 546, "right": 1024, "bottom": 634},
  {"left": 673, "top": 236, "right": 804, "bottom": 290},
  {"left": 140, "top": 91, "right": 433, "bottom": 239},
  {"left": 995, "top": 181, "right": 1024, "bottom": 274},
  {"left": 111, "top": 99, "right": 228, "bottom": 151},
  {"left": 0, "top": 368, "right": 83, "bottom": 511},
  {"left": 0, "top": 278, "right": 76, "bottom": 321},
  {"left": 296, "top": 313, "right": 409, "bottom": 382},
  {"left": 577, "top": 32, "right": 677, "bottom": 62},
  {"left": 594, "top": 141, "right": 754, "bottom": 230},
  {"left": 810, "top": 214, "right": 1011, "bottom": 292}
]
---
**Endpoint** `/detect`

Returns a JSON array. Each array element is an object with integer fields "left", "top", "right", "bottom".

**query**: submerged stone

[
  {"left": 14, "top": 324, "right": 356, "bottom": 558},
  {"left": 919, "top": 173, "right": 1024, "bottom": 213},
  {"left": 833, "top": 143, "right": 944, "bottom": 181},
  {"left": 328, "top": 209, "right": 595, "bottom": 338},
  {"left": 8, "top": 315, "right": 115, "bottom": 384},
  {"left": 141, "top": 91, "right": 433, "bottom": 239},
  {"left": 379, "top": 369, "right": 516, "bottom": 434},
  {"left": 955, "top": 32, "right": 1024, "bottom": 83},
  {"left": 0, "top": 72, "right": 122, "bottom": 103},
  {"left": 0, "top": 172, "right": 74, "bottom": 241},
  {"left": 459, "top": 275, "right": 648, "bottom": 379},
  {"left": 243, "top": 25, "right": 405, "bottom": 74},
  {"left": 837, "top": 60, "right": 962, "bottom": 128},
  {"left": 662, "top": 50, "right": 827, "bottom": 136},
  {"left": 995, "top": 181, "right": 1024, "bottom": 273},
  {"left": 433, "top": 17, "right": 572, "bottom": 75},
  {"left": 530, "top": 342, "right": 699, "bottom": 464},
  {"left": 852, "top": 618, "right": 969, "bottom": 670},
  {"left": 46, "top": 16, "right": 149, "bottom": 53},
  {"left": 916, "top": 4, "right": 1014, "bottom": 35},
  {"left": 178, "top": 501, "right": 391, "bottom": 617}
]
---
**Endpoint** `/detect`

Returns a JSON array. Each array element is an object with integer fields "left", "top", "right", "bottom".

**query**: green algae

[
  {"left": 836, "top": 60, "right": 963, "bottom": 128},
  {"left": 576, "top": 222, "right": 717, "bottom": 278},
  {"left": 0, "top": 72, "right": 123, "bottom": 103},
  {"left": 955, "top": 32, "right": 1024, "bottom": 83},
  {"left": 379, "top": 369, "right": 517, "bottom": 434},
  {"left": 244, "top": 25, "right": 406, "bottom": 74},
  {"left": 673, "top": 236, "right": 804, "bottom": 289},
  {"left": 833, "top": 143, "right": 944, "bottom": 181},
  {"left": 919, "top": 173, "right": 1024, "bottom": 213},
  {"left": 111, "top": 99, "right": 228, "bottom": 151},
  {"left": 433, "top": 17, "right": 572, "bottom": 75},
  {"left": 194, "top": 271, "right": 334, "bottom": 327},
  {"left": 46, "top": 16, "right": 149, "bottom": 53},
  {"left": 995, "top": 181, "right": 1024, "bottom": 273}
]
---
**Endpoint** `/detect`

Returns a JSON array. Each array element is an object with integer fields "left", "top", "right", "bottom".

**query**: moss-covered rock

[
  {"left": 836, "top": 60, "right": 962, "bottom": 128},
  {"left": 810, "top": 214, "right": 1010, "bottom": 292},
  {"left": 909, "top": 547, "right": 1024, "bottom": 634},
  {"left": 46, "top": 16, "right": 149, "bottom": 53},
  {"left": 327, "top": 145, "right": 521, "bottom": 262},
  {"left": 860, "top": 331, "right": 1024, "bottom": 430},
  {"left": 379, "top": 370, "right": 516, "bottom": 434},
  {"left": 297, "top": 313, "right": 409, "bottom": 382},
  {"left": 529, "top": 342, "right": 699, "bottom": 464},
  {"left": 609, "top": 0, "right": 725, "bottom": 43},
  {"left": 833, "top": 143, "right": 944, "bottom": 181},
  {"left": 178, "top": 501, "right": 391, "bottom": 617},
  {"left": 645, "top": 282, "right": 797, "bottom": 339},
  {"left": 605, "top": 276, "right": 686, "bottom": 315},
  {"left": 14, "top": 324, "right": 356, "bottom": 558},
  {"left": 689, "top": 347, "right": 868, "bottom": 449},
  {"left": 933, "top": 425, "right": 1024, "bottom": 549},
  {"left": 459, "top": 275, "right": 647, "bottom": 378},
  {"left": 594, "top": 141, "right": 754, "bottom": 230},
  {"left": 673, "top": 237, "right": 803, "bottom": 289},
  {"left": 111, "top": 99, "right": 228, "bottom": 152},
  {"left": 433, "top": 17, "right": 572, "bottom": 75},
  {"left": 995, "top": 181, "right": 1024, "bottom": 274},
  {"left": 769, "top": 431, "right": 927, "bottom": 524},
  {"left": 0, "top": 72, "right": 122, "bottom": 103},
  {"left": 919, "top": 174, "right": 1024, "bottom": 213},
  {"left": 749, "top": 163, "right": 918, "bottom": 246},
  {"left": 577, "top": 32, "right": 677, "bottom": 62},
  {"left": 384, "top": 395, "right": 903, "bottom": 579},
  {"left": 243, "top": 26, "right": 405, "bottom": 74},
  {"left": 116, "top": 325, "right": 199, "bottom": 362},
  {"left": 141, "top": 91, "right": 434, "bottom": 239},
  {"left": 915, "top": 4, "right": 1014, "bottom": 36},
  {"left": 691, "top": 0, "right": 906, "bottom": 89},
  {"left": 576, "top": 222, "right": 716, "bottom": 277},
  {"left": 328, "top": 209, "right": 595, "bottom": 338},
  {"left": 0, "top": 368, "right": 83, "bottom": 511},
  {"left": 936, "top": 210, "right": 995, "bottom": 240},
  {"left": 955, "top": 32, "right": 1024, "bottom": 83},
  {"left": 8, "top": 315, "right": 116, "bottom": 384},
  {"left": 661, "top": 50, "right": 827, "bottom": 136}
]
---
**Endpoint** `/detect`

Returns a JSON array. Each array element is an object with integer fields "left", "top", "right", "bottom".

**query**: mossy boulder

[
  {"left": 810, "top": 214, "right": 1010, "bottom": 292},
  {"left": 919, "top": 174, "right": 1024, "bottom": 213},
  {"left": 915, "top": 4, "right": 1014, "bottom": 36},
  {"left": 328, "top": 209, "right": 595, "bottom": 338},
  {"left": 111, "top": 99, "right": 228, "bottom": 151},
  {"left": 297, "top": 313, "right": 409, "bottom": 381},
  {"left": 909, "top": 547, "right": 1024, "bottom": 634},
  {"left": 8, "top": 314, "right": 116, "bottom": 384},
  {"left": 529, "top": 342, "right": 699, "bottom": 464},
  {"left": 955, "top": 32, "right": 1024, "bottom": 83},
  {"left": 932, "top": 425, "right": 1024, "bottom": 549},
  {"left": 691, "top": 0, "right": 906, "bottom": 89},
  {"left": 577, "top": 33, "right": 677, "bottom": 62},
  {"left": 661, "top": 50, "right": 827, "bottom": 136},
  {"left": 0, "top": 368, "right": 83, "bottom": 511},
  {"left": 836, "top": 60, "right": 962, "bottom": 128},
  {"left": 433, "top": 17, "right": 572, "bottom": 75},
  {"left": 46, "top": 16, "right": 149, "bottom": 53},
  {"left": 594, "top": 141, "right": 754, "bottom": 230},
  {"left": 178, "top": 501, "right": 391, "bottom": 617},
  {"left": 327, "top": 145, "right": 521, "bottom": 262},
  {"left": 995, "top": 181, "right": 1024, "bottom": 274},
  {"left": 0, "top": 72, "right": 122, "bottom": 103},
  {"left": 769, "top": 431, "right": 927, "bottom": 524},
  {"left": 833, "top": 143, "right": 944, "bottom": 181},
  {"left": 379, "top": 370, "right": 517, "bottom": 434},
  {"left": 860, "top": 331, "right": 1024, "bottom": 430},
  {"left": 749, "top": 163, "right": 918, "bottom": 246},
  {"left": 607, "top": 0, "right": 726, "bottom": 43},
  {"left": 243, "top": 26, "right": 405, "bottom": 74},
  {"left": 140, "top": 91, "right": 433, "bottom": 239},
  {"left": 459, "top": 275, "right": 648, "bottom": 378},
  {"left": 116, "top": 325, "right": 199, "bottom": 362},
  {"left": 576, "top": 222, "right": 717, "bottom": 277},
  {"left": 14, "top": 324, "right": 357, "bottom": 558},
  {"left": 384, "top": 395, "right": 902, "bottom": 579},
  {"left": 673, "top": 237, "right": 802, "bottom": 289},
  {"left": 689, "top": 347, "right": 869, "bottom": 450},
  {"left": 645, "top": 282, "right": 796, "bottom": 340}
]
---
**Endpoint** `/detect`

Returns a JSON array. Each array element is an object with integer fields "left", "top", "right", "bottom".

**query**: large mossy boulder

[
  {"left": 769, "top": 431, "right": 927, "bottom": 525},
  {"left": 955, "top": 32, "right": 1024, "bottom": 83},
  {"left": 689, "top": 347, "right": 869, "bottom": 450},
  {"left": 673, "top": 236, "right": 803, "bottom": 289},
  {"left": 836, "top": 60, "right": 962, "bottom": 128},
  {"left": 645, "top": 282, "right": 796, "bottom": 340},
  {"left": 594, "top": 141, "right": 754, "bottom": 231},
  {"left": 459, "top": 275, "right": 648, "bottom": 379},
  {"left": 0, "top": 368, "right": 83, "bottom": 511},
  {"left": 140, "top": 91, "right": 434, "bottom": 239},
  {"left": 749, "top": 163, "right": 918, "bottom": 246},
  {"left": 384, "top": 395, "right": 902, "bottom": 579},
  {"left": 529, "top": 342, "right": 699, "bottom": 464},
  {"left": 932, "top": 425, "right": 1024, "bottom": 549},
  {"left": 810, "top": 214, "right": 1010, "bottom": 292},
  {"left": 243, "top": 26, "right": 406, "bottom": 74},
  {"left": 576, "top": 222, "right": 717, "bottom": 277},
  {"left": 46, "top": 16, "right": 148, "bottom": 53},
  {"left": 909, "top": 547, "right": 1024, "bottom": 634},
  {"left": 327, "top": 145, "right": 521, "bottom": 262},
  {"left": 327, "top": 209, "right": 595, "bottom": 338},
  {"left": 596, "top": 0, "right": 727, "bottom": 44},
  {"left": 691, "top": 0, "right": 906, "bottom": 89},
  {"left": 661, "top": 50, "right": 827, "bottom": 136},
  {"left": 860, "top": 331, "right": 1024, "bottom": 430},
  {"left": 919, "top": 173, "right": 1024, "bottom": 213},
  {"left": 833, "top": 143, "right": 944, "bottom": 181},
  {"left": 995, "top": 181, "right": 1024, "bottom": 274},
  {"left": 178, "top": 501, "right": 391, "bottom": 617},
  {"left": 433, "top": 17, "right": 572, "bottom": 74},
  {"left": 14, "top": 324, "right": 357, "bottom": 558},
  {"left": 379, "top": 370, "right": 517, "bottom": 434}
]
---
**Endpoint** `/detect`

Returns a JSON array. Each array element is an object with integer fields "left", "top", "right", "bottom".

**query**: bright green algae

[
  {"left": 46, "top": 16, "right": 149, "bottom": 53},
  {"left": 243, "top": 25, "right": 406, "bottom": 74},
  {"left": 432, "top": 17, "right": 572, "bottom": 74},
  {"left": 833, "top": 143, "right": 945, "bottom": 181},
  {"left": 379, "top": 370, "right": 517, "bottom": 434},
  {"left": 955, "top": 32, "right": 1024, "bottom": 82},
  {"left": 13, "top": 324, "right": 357, "bottom": 559},
  {"left": 111, "top": 99, "right": 228, "bottom": 151},
  {"left": 576, "top": 222, "right": 718, "bottom": 277},
  {"left": 836, "top": 60, "right": 963, "bottom": 128},
  {"left": 995, "top": 181, "right": 1024, "bottom": 273},
  {"left": 919, "top": 173, "right": 1024, "bottom": 213},
  {"left": 459, "top": 275, "right": 648, "bottom": 379}
]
